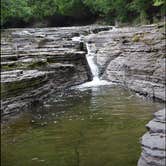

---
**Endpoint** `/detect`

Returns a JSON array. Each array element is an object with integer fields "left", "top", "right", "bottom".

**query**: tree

[
  {"left": 29, "top": 0, "right": 58, "bottom": 19},
  {"left": 153, "top": 0, "right": 164, "bottom": 6},
  {"left": 1, "top": 0, "right": 31, "bottom": 26},
  {"left": 1, "top": 0, "right": 165, "bottom": 28},
  {"left": 129, "top": 0, "right": 153, "bottom": 23}
]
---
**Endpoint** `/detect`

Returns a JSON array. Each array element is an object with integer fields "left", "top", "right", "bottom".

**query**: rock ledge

[{"left": 138, "top": 108, "right": 166, "bottom": 166}]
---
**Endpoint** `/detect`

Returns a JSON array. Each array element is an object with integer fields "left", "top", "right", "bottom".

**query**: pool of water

[{"left": 1, "top": 85, "right": 163, "bottom": 166}]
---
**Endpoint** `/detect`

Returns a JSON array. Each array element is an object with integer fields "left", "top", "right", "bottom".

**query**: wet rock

[
  {"left": 86, "top": 23, "right": 165, "bottom": 101},
  {"left": 146, "top": 120, "right": 166, "bottom": 133},
  {"left": 138, "top": 152, "right": 165, "bottom": 166},
  {"left": 138, "top": 108, "right": 166, "bottom": 166},
  {"left": 141, "top": 132, "right": 165, "bottom": 151},
  {"left": 154, "top": 109, "right": 166, "bottom": 122},
  {"left": 1, "top": 25, "right": 112, "bottom": 116}
]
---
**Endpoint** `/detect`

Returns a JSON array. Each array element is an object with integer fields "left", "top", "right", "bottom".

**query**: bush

[{"left": 1, "top": 0, "right": 165, "bottom": 28}]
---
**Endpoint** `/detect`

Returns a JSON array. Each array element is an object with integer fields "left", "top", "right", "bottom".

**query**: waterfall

[
  {"left": 86, "top": 43, "right": 100, "bottom": 81},
  {"left": 72, "top": 36, "right": 111, "bottom": 88}
]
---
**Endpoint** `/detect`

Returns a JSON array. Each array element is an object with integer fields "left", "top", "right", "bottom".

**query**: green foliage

[
  {"left": 55, "top": 0, "right": 90, "bottom": 18},
  {"left": 29, "top": 0, "right": 58, "bottom": 19},
  {"left": 1, "top": 0, "right": 165, "bottom": 27},
  {"left": 128, "top": 0, "right": 153, "bottom": 23},
  {"left": 83, "top": 0, "right": 110, "bottom": 15},
  {"left": 1, "top": 0, "right": 32, "bottom": 25},
  {"left": 153, "top": 0, "right": 165, "bottom": 6},
  {"left": 108, "top": 0, "right": 130, "bottom": 22}
]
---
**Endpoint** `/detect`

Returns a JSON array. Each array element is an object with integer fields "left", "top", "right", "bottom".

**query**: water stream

[
  {"left": 72, "top": 36, "right": 111, "bottom": 89},
  {"left": 1, "top": 36, "right": 164, "bottom": 166}
]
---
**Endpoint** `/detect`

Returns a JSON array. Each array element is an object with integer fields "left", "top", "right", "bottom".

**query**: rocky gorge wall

[
  {"left": 1, "top": 26, "right": 111, "bottom": 116},
  {"left": 1, "top": 23, "right": 165, "bottom": 166},
  {"left": 1, "top": 23, "right": 165, "bottom": 115},
  {"left": 85, "top": 23, "right": 165, "bottom": 101}
]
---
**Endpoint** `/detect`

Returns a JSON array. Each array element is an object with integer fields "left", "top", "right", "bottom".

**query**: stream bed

[{"left": 1, "top": 85, "right": 164, "bottom": 166}]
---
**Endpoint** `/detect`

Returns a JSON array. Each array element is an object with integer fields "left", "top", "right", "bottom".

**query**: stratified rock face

[
  {"left": 86, "top": 23, "right": 165, "bottom": 101},
  {"left": 1, "top": 26, "right": 112, "bottom": 116},
  {"left": 138, "top": 108, "right": 166, "bottom": 166}
]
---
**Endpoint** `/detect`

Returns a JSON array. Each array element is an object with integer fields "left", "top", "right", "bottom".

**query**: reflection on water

[{"left": 1, "top": 85, "right": 163, "bottom": 166}]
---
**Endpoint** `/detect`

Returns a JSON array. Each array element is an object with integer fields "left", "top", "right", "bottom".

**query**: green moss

[
  {"left": 2, "top": 60, "right": 48, "bottom": 71},
  {"left": 27, "top": 61, "right": 48, "bottom": 69},
  {"left": 132, "top": 35, "right": 140, "bottom": 42},
  {"left": 1, "top": 65, "right": 15, "bottom": 71},
  {"left": 132, "top": 33, "right": 144, "bottom": 42},
  {"left": 1, "top": 75, "right": 46, "bottom": 99},
  {"left": 142, "top": 39, "right": 153, "bottom": 45},
  {"left": 1, "top": 62, "right": 18, "bottom": 70}
]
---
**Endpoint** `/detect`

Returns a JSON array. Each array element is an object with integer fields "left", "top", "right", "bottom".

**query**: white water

[{"left": 72, "top": 36, "right": 111, "bottom": 88}]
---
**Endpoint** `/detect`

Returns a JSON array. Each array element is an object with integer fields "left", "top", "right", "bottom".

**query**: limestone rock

[
  {"left": 86, "top": 23, "right": 165, "bottom": 101},
  {"left": 138, "top": 108, "right": 166, "bottom": 166},
  {"left": 146, "top": 120, "right": 166, "bottom": 133},
  {"left": 154, "top": 109, "right": 166, "bottom": 122},
  {"left": 1, "top": 25, "right": 112, "bottom": 116}
]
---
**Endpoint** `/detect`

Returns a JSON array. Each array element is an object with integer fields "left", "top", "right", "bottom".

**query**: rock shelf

[
  {"left": 138, "top": 108, "right": 166, "bottom": 166},
  {"left": 1, "top": 26, "right": 112, "bottom": 116},
  {"left": 85, "top": 23, "right": 165, "bottom": 101}
]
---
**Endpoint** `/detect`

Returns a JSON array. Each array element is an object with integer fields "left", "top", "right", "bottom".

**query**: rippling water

[{"left": 1, "top": 85, "right": 163, "bottom": 166}]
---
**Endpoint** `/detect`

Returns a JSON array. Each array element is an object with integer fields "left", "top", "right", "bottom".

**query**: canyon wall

[
  {"left": 1, "top": 26, "right": 111, "bottom": 116},
  {"left": 86, "top": 23, "right": 165, "bottom": 101},
  {"left": 1, "top": 23, "right": 165, "bottom": 115}
]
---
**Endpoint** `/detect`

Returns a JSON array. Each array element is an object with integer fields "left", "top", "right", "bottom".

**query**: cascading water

[
  {"left": 86, "top": 43, "right": 100, "bottom": 81},
  {"left": 72, "top": 36, "right": 111, "bottom": 88}
]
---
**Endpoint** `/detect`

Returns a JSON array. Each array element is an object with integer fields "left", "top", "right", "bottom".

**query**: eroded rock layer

[
  {"left": 1, "top": 26, "right": 112, "bottom": 115},
  {"left": 85, "top": 23, "right": 165, "bottom": 101},
  {"left": 138, "top": 108, "right": 166, "bottom": 166}
]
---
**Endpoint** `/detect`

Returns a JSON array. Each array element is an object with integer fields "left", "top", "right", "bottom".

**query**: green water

[{"left": 1, "top": 86, "right": 163, "bottom": 166}]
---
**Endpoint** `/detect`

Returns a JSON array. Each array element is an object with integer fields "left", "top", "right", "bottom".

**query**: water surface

[{"left": 1, "top": 85, "right": 163, "bottom": 166}]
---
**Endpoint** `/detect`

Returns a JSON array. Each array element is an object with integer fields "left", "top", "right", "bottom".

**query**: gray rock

[
  {"left": 146, "top": 120, "right": 166, "bottom": 133},
  {"left": 1, "top": 25, "right": 112, "bottom": 116},
  {"left": 138, "top": 153, "right": 166, "bottom": 166},
  {"left": 138, "top": 108, "right": 166, "bottom": 166},
  {"left": 86, "top": 23, "right": 165, "bottom": 101},
  {"left": 141, "top": 132, "right": 165, "bottom": 151},
  {"left": 154, "top": 109, "right": 166, "bottom": 122}
]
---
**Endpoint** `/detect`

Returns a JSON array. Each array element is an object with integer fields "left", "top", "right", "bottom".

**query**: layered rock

[
  {"left": 85, "top": 23, "right": 165, "bottom": 101},
  {"left": 138, "top": 108, "right": 166, "bottom": 166},
  {"left": 1, "top": 26, "right": 112, "bottom": 116}
]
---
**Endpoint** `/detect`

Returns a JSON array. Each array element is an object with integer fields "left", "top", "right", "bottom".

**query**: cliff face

[
  {"left": 86, "top": 23, "right": 165, "bottom": 101},
  {"left": 1, "top": 23, "right": 165, "bottom": 116},
  {"left": 1, "top": 26, "right": 111, "bottom": 115}
]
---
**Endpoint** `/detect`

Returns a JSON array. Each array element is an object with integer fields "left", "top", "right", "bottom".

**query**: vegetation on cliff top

[{"left": 1, "top": 0, "right": 165, "bottom": 28}]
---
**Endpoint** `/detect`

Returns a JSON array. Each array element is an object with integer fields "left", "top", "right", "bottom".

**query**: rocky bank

[{"left": 138, "top": 108, "right": 166, "bottom": 166}]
